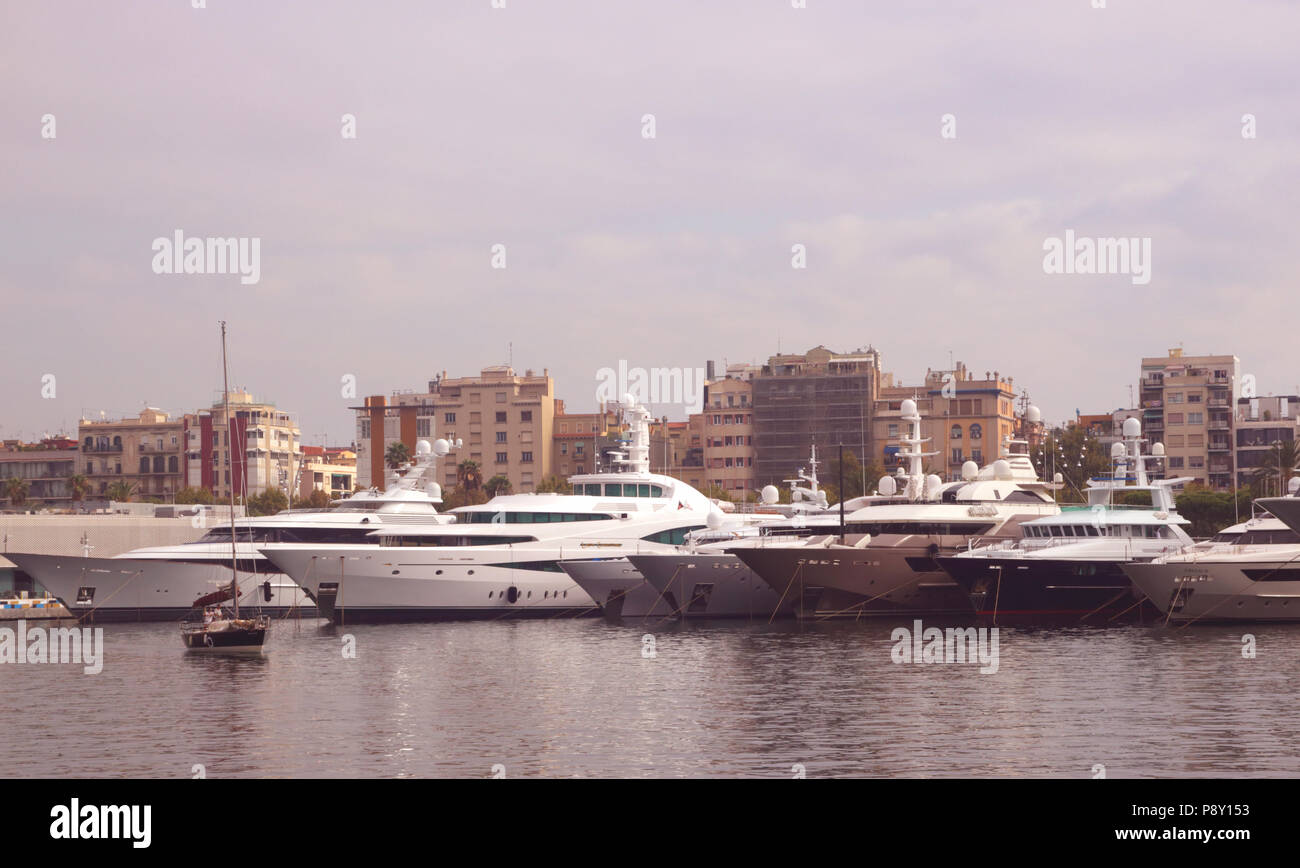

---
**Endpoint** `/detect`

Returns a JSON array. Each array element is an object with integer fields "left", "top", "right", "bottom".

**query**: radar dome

[
  {"left": 925, "top": 474, "right": 944, "bottom": 499},
  {"left": 961, "top": 460, "right": 979, "bottom": 481},
  {"left": 1111, "top": 442, "right": 1126, "bottom": 459},
  {"left": 878, "top": 476, "right": 897, "bottom": 496},
  {"left": 426, "top": 482, "right": 442, "bottom": 500},
  {"left": 896, "top": 466, "right": 907, "bottom": 477},
  {"left": 416, "top": 439, "right": 433, "bottom": 456},
  {"left": 1122, "top": 417, "right": 1141, "bottom": 438},
  {"left": 760, "top": 484, "right": 780, "bottom": 505},
  {"left": 706, "top": 506, "right": 726, "bottom": 530},
  {"left": 1027, "top": 405, "right": 1042, "bottom": 423},
  {"left": 622, "top": 392, "right": 636, "bottom": 408},
  {"left": 993, "top": 459, "right": 1012, "bottom": 481},
  {"left": 901, "top": 398, "right": 918, "bottom": 417},
  {"left": 432, "top": 438, "right": 450, "bottom": 456},
  {"left": 1152, "top": 442, "right": 1165, "bottom": 456},
  {"left": 1053, "top": 472, "right": 1064, "bottom": 484}
]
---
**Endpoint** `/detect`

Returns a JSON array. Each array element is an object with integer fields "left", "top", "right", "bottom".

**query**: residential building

[
  {"left": 1235, "top": 395, "right": 1300, "bottom": 491},
  {"left": 79, "top": 408, "right": 185, "bottom": 501},
  {"left": 751, "top": 345, "right": 881, "bottom": 486},
  {"left": 299, "top": 446, "right": 358, "bottom": 501},
  {"left": 701, "top": 375, "right": 755, "bottom": 497},
  {"left": 184, "top": 391, "right": 301, "bottom": 501},
  {"left": 0, "top": 440, "right": 78, "bottom": 508},
  {"left": 1140, "top": 349, "right": 1240, "bottom": 489},
  {"left": 553, "top": 406, "right": 619, "bottom": 479},
  {"left": 356, "top": 366, "right": 557, "bottom": 494}
]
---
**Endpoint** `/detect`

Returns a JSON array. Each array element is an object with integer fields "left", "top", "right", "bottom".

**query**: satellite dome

[
  {"left": 961, "top": 460, "right": 979, "bottom": 481},
  {"left": 622, "top": 392, "right": 636, "bottom": 408},
  {"left": 925, "top": 474, "right": 944, "bottom": 499},
  {"left": 896, "top": 466, "right": 906, "bottom": 477},
  {"left": 1027, "top": 405, "right": 1042, "bottom": 423},
  {"left": 1053, "top": 472, "right": 1064, "bottom": 484},
  {"left": 426, "top": 482, "right": 442, "bottom": 500},
  {"left": 1122, "top": 417, "right": 1141, "bottom": 438},
  {"left": 1152, "top": 442, "right": 1165, "bottom": 457},
  {"left": 760, "top": 484, "right": 779, "bottom": 505},
  {"left": 432, "top": 438, "right": 450, "bottom": 456},
  {"left": 878, "top": 476, "right": 897, "bottom": 496},
  {"left": 1111, "top": 442, "right": 1126, "bottom": 459},
  {"left": 901, "top": 398, "right": 918, "bottom": 417},
  {"left": 416, "top": 439, "right": 433, "bottom": 456},
  {"left": 993, "top": 459, "right": 1012, "bottom": 480},
  {"left": 705, "top": 506, "right": 726, "bottom": 530}
]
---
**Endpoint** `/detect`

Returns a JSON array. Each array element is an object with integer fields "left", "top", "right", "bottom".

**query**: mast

[{"left": 221, "top": 321, "right": 239, "bottom": 619}]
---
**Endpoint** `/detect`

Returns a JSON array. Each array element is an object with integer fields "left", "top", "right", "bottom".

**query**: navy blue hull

[{"left": 936, "top": 556, "right": 1158, "bottom": 625}]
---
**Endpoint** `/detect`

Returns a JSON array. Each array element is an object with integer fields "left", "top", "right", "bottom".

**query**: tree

[
  {"left": 1175, "top": 484, "right": 1253, "bottom": 538},
  {"left": 5, "top": 477, "right": 29, "bottom": 507},
  {"left": 385, "top": 441, "right": 412, "bottom": 471},
  {"left": 174, "top": 486, "right": 216, "bottom": 505},
  {"left": 457, "top": 460, "right": 484, "bottom": 493},
  {"left": 303, "top": 489, "right": 333, "bottom": 509},
  {"left": 485, "top": 475, "right": 513, "bottom": 498},
  {"left": 106, "top": 480, "right": 137, "bottom": 502},
  {"left": 703, "top": 485, "right": 733, "bottom": 502},
  {"left": 823, "top": 450, "right": 885, "bottom": 503},
  {"left": 534, "top": 475, "right": 569, "bottom": 494},
  {"left": 245, "top": 488, "right": 289, "bottom": 517},
  {"left": 441, "top": 485, "right": 488, "bottom": 510},
  {"left": 67, "top": 474, "right": 89, "bottom": 510},
  {"left": 1031, "top": 426, "right": 1111, "bottom": 501},
  {"left": 1250, "top": 441, "right": 1300, "bottom": 497}
]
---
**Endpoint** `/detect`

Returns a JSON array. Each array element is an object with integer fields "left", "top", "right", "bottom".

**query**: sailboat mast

[{"left": 221, "top": 321, "right": 239, "bottom": 619}]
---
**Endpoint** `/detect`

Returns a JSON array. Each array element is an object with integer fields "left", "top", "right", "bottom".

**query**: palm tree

[
  {"left": 457, "top": 460, "right": 484, "bottom": 493},
  {"left": 106, "top": 480, "right": 137, "bottom": 503},
  {"left": 485, "top": 475, "right": 512, "bottom": 498},
  {"left": 1251, "top": 441, "right": 1300, "bottom": 496},
  {"left": 385, "top": 441, "right": 412, "bottom": 470},
  {"left": 5, "top": 477, "right": 29, "bottom": 507},
  {"left": 67, "top": 474, "right": 89, "bottom": 511}
]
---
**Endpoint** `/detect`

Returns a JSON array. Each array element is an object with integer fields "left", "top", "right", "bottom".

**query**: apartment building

[
  {"left": 0, "top": 440, "right": 78, "bottom": 508},
  {"left": 299, "top": 446, "right": 358, "bottom": 501},
  {"left": 751, "top": 345, "right": 881, "bottom": 486},
  {"left": 701, "top": 375, "right": 755, "bottom": 497},
  {"left": 1140, "top": 349, "right": 1239, "bottom": 490},
  {"left": 1235, "top": 395, "right": 1300, "bottom": 491},
  {"left": 356, "top": 367, "right": 557, "bottom": 494},
  {"left": 552, "top": 406, "right": 619, "bottom": 479},
  {"left": 184, "top": 391, "right": 301, "bottom": 501},
  {"left": 79, "top": 408, "right": 186, "bottom": 501},
  {"left": 871, "top": 363, "right": 1019, "bottom": 479}
]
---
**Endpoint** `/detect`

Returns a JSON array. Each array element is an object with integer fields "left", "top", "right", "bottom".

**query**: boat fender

[
  {"left": 507, "top": 586, "right": 519, "bottom": 604},
  {"left": 927, "top": 543, "right": 940, "bottom": 559},
  {"left": 203, "top": 633, "right": 214, "bottom": 647}
]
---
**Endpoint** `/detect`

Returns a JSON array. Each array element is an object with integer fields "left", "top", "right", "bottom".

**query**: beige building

[
  {"left": 701, "top": 376, "right": 755, "bottom": 497},
  {"left": 1140, "top": 349, "right": 1239, "bottom": 490},
  {"left": 299, "top": 447, "right": 358, "bottom": 500},
  {"left": 357, "top": 366, "right": 557, "bottom": 494},
  {"left": 552, "top": 407, "right": 619, "bottom": 479},
  {"left": 1235, "top": 395, "right": 1300, "bottom": 492},
  {"left": 79, "top": 408, "right": 185, "bottom": 501},
  {"left": 184, "top": 391, "right": 301, "bottom": 501},
  {"left": 872, "top": 363, "right": 1019, "bottom": 480}
]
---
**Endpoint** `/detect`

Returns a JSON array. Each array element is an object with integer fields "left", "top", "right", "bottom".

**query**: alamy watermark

[
  {"left": 595, "top": 360, "right": 705, "bottom": 410},
  {"left": 151, "top": 230, "right": 261, "bottom": 285},
  {"left": 1042, "top": 230, "right": 1151, "bottom": 285},
  {"left": 891, "top": 619, "right": 999, "bottom": 674},
  {"left": 0, "top": 620, "right": 104, "bottom": 674}
]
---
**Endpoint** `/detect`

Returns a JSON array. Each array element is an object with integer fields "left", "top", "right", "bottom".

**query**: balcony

[
  {"left": 1209, "top": 420, "right": 1230, "bottom": 430},
  {"left": 1208, "top": 441, "right": 1231, "bottom": 452}
]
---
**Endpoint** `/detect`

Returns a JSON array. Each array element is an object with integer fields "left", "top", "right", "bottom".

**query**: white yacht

[
  {"left": 732, "top": 400, "right": 1061, "bottom": 618},
  {"left": 1123, "top": 481, "right": 1300, "bottom": 622},
  {"left": 259, "top": 399, "right": 725, "bottom": 622},
  {"left": 6, "top": 439, "right": 456, "bottom": 622},
  {"left": 937, "top": 418, "right": 1195, "bottom": 624},
  {"left": 626, "top": 446, "right": 847, "bottom": 620}
]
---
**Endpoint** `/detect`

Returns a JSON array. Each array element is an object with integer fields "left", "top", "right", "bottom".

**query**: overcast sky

[{"left": 3, "top": 1, "right": 1297, "bottom": 446}]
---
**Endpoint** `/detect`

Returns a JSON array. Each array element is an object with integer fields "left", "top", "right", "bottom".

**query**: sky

[{"left": 2, "top": 0, "right": 1297, "bottom": 446}]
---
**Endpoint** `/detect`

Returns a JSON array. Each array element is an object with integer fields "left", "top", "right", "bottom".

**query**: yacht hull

[
  {"left": 4, "top": 552, "right": 317, "bottom": 623},
  {"left": 627, "top": 552, "right": 799, "bottom": 620},
  {"left": 559, "top": 558, "right": 674, "bottom": 621},
  {"left": 732, "top": 537, "right": 977, "bottom": 618},
  {"left": 260, "top": 547, "right": 598, "bottom": 623},
  {"left": 937, "top": 556, "right": 1157, "bottom": 625},
  {"left": 1123, "top": 561, "right": 1300, "bottom": 622}
]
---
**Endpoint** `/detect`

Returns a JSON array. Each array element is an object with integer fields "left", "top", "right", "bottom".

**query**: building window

[
  {"left": 1168, "top": 413, "right": 1184, "bottom": 425},
  {"left": 560, "top": 443, "right": 567, "bottom": 455},
  {"left": 520, "top": 410, "right": 532, "bottom": 423},
  {"left": 521, "top": 451, "right": 533, "bottom": 463},
  {"left": 969, "top": 423, "right": 982, "bottom": 441},
  {"left": 444, "top": 412, "right": 456, "bottom": 424},
  {"left": 951, "top": 448, "right": 963, "bottom": 462},
  {"left": 887, "top": 423, "right": 899, "bottom": 438},
  {"left": 495, "top": 411, "right": 507, "bottom": 423},
  {"left": 139, "top": 458, "right": 149, "bottom": 473},
  {"left": 1187, "top": 412, "right": 1203, "bottom": 425},
  {"left": 495, "top": 452, "right": 508, "bottom": 464},
  {"left": 495, "top": 431, "right": 507, "bottom": 443},
  {"left": 951, "top": 424, "right": 962, "bottom": 440},
  {"left": 168, "top": 456, "right": 178, "bottom": 473},
  {"left": 495, "top": 392, "right": 506, "bottom": 403}
]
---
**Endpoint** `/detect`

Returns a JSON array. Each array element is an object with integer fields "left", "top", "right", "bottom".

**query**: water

[{"left": 3, "top": 617, "right": 1298, "bottom": 778}]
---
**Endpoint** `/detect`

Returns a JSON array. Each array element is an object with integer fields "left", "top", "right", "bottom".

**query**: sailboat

[{"left": 180, "top": 322, "right": 272, "bottom": 653}]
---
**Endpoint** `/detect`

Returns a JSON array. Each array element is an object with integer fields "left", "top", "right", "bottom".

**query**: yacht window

[
  {"left": 572, "top": 485, "right": 582, "bottom": 495},
  {"left": 605, "top": 483, "right": 622, "bottom": 496},
  {"left": 389, "top": 534, "right": 537, "bottom": 547},
  {"left": 585, "top": 484, "right": 601, "bottom": 496},
  {"left": 641, "top": 526, "right": 708, "bottom": 545},
  {"left": 638, "top": 484, "right": 650, "bottom": 498}
]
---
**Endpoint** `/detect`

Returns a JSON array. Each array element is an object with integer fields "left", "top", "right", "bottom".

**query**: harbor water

[{"left": 4, "top": 617, "right": 1298, "bottom": 778}]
